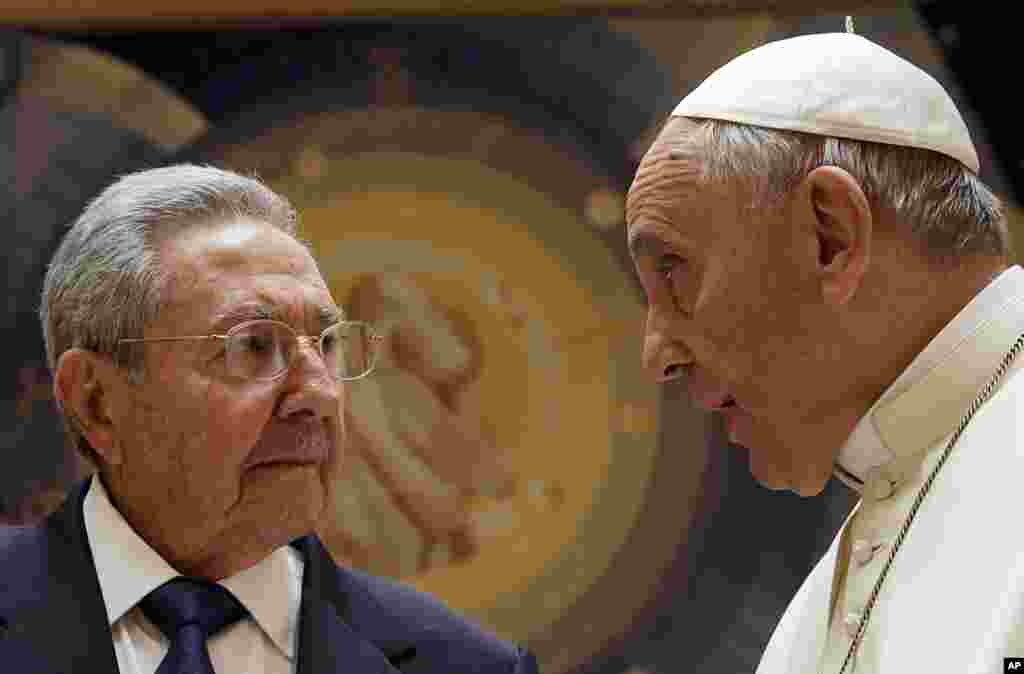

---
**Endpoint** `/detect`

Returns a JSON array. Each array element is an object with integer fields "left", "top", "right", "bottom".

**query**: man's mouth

[
  {"left": 244, "top": 422, "right": 331, "bottom": 470},
  {"left": 252, "top": 459, "right": 318, "bottom": 468}
]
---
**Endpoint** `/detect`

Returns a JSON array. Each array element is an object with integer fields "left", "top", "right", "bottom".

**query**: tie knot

[{"left": 141, "top": 577, "right": 247, "bottom": 640}]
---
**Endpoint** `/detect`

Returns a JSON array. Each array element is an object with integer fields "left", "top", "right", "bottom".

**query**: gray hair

[
  {"left": 676, "top": 118, "right": 1010, "bottom": 262},
  {"left": 40, "top": 163, "right": 298, "bottom": 464}
]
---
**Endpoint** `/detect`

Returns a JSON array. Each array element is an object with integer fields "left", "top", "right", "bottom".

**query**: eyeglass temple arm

[
  {"left": 120, "top": 328, "right": 387, "bottom": 345},
  {"left": 118, "top": 335, "right": 228, "bottom": 344}
]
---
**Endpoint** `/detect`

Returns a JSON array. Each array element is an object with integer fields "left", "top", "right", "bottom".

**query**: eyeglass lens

[{"left": 226, "top": 321, "right": 375, "bottom": 381}]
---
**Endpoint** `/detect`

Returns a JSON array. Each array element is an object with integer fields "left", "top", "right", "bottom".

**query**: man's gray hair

[
  {"left": 687, "top": 119, "right": 1010, "bottom": 262},
  {"left": 40, "top": 163, "right": 298, "bottom": 464}
]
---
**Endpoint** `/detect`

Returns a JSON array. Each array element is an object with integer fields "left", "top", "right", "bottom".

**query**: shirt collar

[
  {"left": 83, "top": 477, "right": 302, "bottom": 659},
  {"left": 220, "top": 537, "right": 303, "bottom": 659},
  {"left": 835, "top": 265, "right": 1024, "bottom": 494}
]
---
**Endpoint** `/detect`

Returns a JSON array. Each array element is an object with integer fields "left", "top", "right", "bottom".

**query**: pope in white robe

[
  {"left": 760, "top": 265, "right": 1024, "bottom": 674},
  {"left": 625, "top": 30, "right": 1024, "bottom": 674}
]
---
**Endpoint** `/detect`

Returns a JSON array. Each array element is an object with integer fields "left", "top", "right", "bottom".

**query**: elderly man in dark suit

[{"left": 0, "top": 164, "right": 538, "bottom": 674}]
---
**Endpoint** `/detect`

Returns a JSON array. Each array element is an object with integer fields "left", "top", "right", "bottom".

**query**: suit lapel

[
  {"left": 1, "top": 488, "right": 420, "bottom": 674},
  {"left": 292, "top": 536, "right": 414, "bottom": 674},
  {"left": 0, "top": 477, "right": 119, "bottom": 673}
]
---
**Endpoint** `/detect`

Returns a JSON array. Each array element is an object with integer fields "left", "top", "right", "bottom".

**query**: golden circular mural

[{"left": 195, "top": 106, "right": 689, "bottom": 673}]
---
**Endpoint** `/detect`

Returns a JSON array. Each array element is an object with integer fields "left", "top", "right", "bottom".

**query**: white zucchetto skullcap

[{"left": 671, "top": 32, "right": 980, "bottom": 174}]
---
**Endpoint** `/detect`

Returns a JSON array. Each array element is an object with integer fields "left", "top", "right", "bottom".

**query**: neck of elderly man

[
  {"left": 628, "top": 118, "right": 1008, "bottom": 496},
  {"left": 102, "top": 459, "right": 303, "bottom": 580}
]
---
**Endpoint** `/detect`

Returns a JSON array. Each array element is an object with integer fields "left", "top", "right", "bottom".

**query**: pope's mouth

[{"left": 717, "top": 398, "right": 754, "bottom": 446}]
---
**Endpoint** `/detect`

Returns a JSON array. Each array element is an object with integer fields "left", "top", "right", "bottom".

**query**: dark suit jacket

[{"left": 0, "top": 478, "right": 539, "bottom": 674}]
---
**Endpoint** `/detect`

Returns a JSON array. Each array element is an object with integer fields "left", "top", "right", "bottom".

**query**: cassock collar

[
  {"left": 83, "top": 477, "right": 301, "bottom": 659},
  {"left": 834, "top": 265, "right": 1024, "bottom": 497}
]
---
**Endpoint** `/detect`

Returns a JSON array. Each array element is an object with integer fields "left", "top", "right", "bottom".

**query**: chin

[
  {"left": 791, "top": 480, "right": 829, "bottom": 497},
  {"left": 287, "top": 471, "right": 328, "bottom": 528},
  {"left": 261, "top": 501, "right": 323, "bottom": 547},
  {"left": 747, "top": 446, "right": 786, "bottom": 490},
  {"left": 749, "top": 460, "right": 829, "bottom": 497},
  {"left": 752, "top": 474, "right": 825, "bottom": 497},
  {"left": 752, "top": 473, "right": 789, "bottom": 492},
  {"left": 244, "top": 465, "right": 327, "bottom": 538}
]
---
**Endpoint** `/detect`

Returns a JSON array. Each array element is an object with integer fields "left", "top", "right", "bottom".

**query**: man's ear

[
  {"left": 54, "top": 348, "right": 123, "bottom": 466},
  {"left": 801, "top": 165, "right": 873, "bottom": 306}
]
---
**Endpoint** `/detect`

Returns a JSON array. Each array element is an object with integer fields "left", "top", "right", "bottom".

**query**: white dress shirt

[{"left": 83, "top": 477, "right": 303, "bottom": 674}]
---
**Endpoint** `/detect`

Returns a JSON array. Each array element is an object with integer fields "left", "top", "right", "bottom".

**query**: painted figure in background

[
  {"left": 627, "top": 32, "right": 1024, "bottom": 673},
  {"left": 321, "top": 273, "right": 518, "bottom": 577}
]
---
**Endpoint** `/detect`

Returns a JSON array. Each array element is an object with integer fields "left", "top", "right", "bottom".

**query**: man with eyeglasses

[{"left": 0, "top": 164, "right": 537, "bottom": 674}]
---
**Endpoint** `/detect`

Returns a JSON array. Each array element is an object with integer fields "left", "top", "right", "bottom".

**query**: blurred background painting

[{"left": 2, "top": 3, "right": 1017, "bottom": 673}]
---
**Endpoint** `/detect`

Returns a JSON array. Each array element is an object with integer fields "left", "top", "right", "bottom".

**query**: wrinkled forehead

[
  {"left": 157, "top": 219, "right": 336, "bottom": 329},
  {"left": 165, "top": 217, "right": 315, "bottom": 268},
  {"left": 626, "top": 118, "right": 708, "bottom": 225}
]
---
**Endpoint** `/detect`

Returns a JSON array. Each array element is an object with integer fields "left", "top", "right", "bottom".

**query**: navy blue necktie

[{"left": 140, "top": 577, "right": 248, "bottom": 674}]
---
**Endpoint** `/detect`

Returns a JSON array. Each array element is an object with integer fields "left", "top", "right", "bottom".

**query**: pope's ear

[
  {"left": 53, "top": 348, "right": 123, "bottom": 466},
  {"left": 803, "top": 165, "right": 872, "bottom": 306}
]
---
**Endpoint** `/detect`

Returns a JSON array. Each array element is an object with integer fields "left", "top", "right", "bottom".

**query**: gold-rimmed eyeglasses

[{"left": 118, "top": 319, "right": 382, "bottom": 382}]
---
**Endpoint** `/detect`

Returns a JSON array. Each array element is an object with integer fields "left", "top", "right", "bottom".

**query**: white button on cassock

[
  {"left": 865, "top": 473, "right": 895, "bottom": 500},
  {"left": 852, "top": 539, "right": 883, "bottom": 566},
  {"left": 844, "top": 611, "right": 864, "bottom": 639}
]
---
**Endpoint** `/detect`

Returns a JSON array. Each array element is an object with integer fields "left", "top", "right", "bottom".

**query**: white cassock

[
  {"left": 666, "top": 29, "right": 1019, "bottom": 672},
  {"left": 757, "top": 265, "right": 1024, "bottom": 674}
]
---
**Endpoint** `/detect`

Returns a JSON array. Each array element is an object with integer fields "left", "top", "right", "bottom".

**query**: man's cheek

[
  {"left": 209, "top": 390, "right": 274, "bottom": 434},
  {"left": 216, "top": 424, "right": 261, "bottom": 466}
]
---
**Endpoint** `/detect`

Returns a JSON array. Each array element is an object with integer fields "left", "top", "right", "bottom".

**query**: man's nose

[
  {"left": 641, "top": 309, "right": 692, "bottom": 383},
  {"left": 277, "top": 340, "right": 340, "bottom": 420}
]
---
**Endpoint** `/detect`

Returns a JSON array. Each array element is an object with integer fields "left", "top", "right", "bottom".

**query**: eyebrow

[
  {"left": 210, "top": 303, "right": 343, "bottom": 333},
  {"left": 210, "top": 304, "right": 273, "bottom": 332},
  {"left": 628, "top": 218, "right": 697, "bottom": 263}
]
